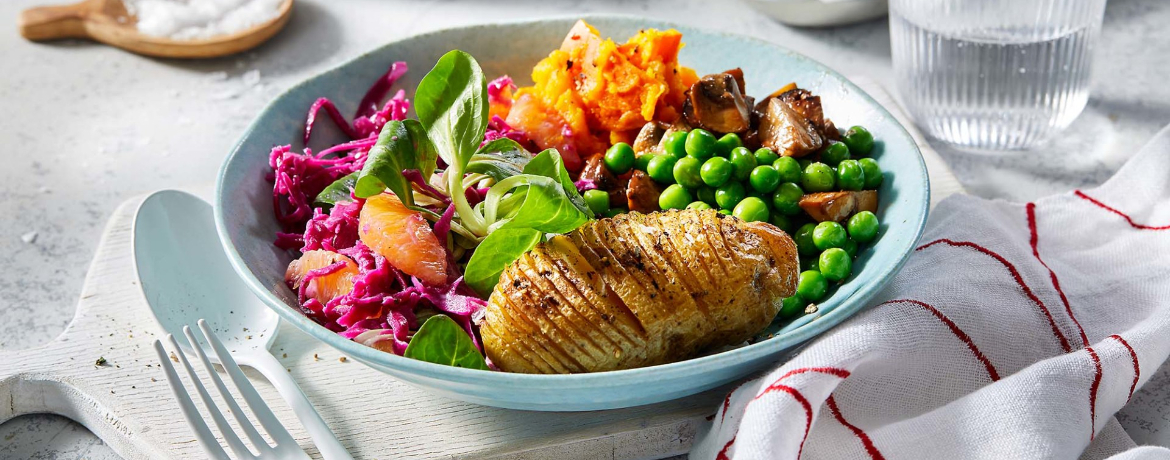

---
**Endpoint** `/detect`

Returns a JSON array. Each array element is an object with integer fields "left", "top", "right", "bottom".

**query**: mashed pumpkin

[{"left": 501, "top": 21, "right": 698, "bottom": 171}]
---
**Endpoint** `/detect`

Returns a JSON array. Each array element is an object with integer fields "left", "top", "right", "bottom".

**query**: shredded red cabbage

[
  {"left": 574, "top": 178, "right": 599, "bottom": 194},
  {"left": 482, "top": 115, "right": 535, "bottom": 149},
  {"left": 269, "top": 145, "right": 365, "bottom": 229},
  {"left": 487, "top": 75, "right": 513, "bottom": 107},
  {"left": 272, "top": 67, "right": 410, "bottom": 230},
  {"left": 401, "top": 169, "right": 451, "bottom": 206},
  {"left": 268, "top": 62, "right": 492, "bottom": 360},
  {"left": 305, "top": 62, "right": 409, "bottom": 144}
]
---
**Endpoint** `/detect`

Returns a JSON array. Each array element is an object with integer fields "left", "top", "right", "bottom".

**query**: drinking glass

[{"left": 890, "top": 0, "right": 1107, "bottom": 150}]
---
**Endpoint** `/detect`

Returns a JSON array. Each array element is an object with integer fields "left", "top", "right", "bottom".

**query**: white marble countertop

[{"left": 2, "top": 0, "right": 1167, "bottom": 458}]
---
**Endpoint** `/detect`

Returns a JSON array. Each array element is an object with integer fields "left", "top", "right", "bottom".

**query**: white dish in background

[{"left": 744, "top": 0, "right": 888, "bottom": 27}]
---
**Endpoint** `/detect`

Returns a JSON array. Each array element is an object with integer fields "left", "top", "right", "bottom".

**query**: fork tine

[
  {"left": 168, "top": 333, "right": 257, "bottom": 460},
  {"left": 183, "top": 325, "right": 270, "bottom": 451},
  {"left": 197, "top": 319, "right": 300, "bottom": 447},
  {"left": 154, "top": 339, "right": 232, "bottom": 460}
]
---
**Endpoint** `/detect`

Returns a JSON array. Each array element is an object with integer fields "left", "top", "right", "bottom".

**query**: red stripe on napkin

[
  {"left": 1027, "top": 203, "right": 1089, "bottom": 347},
  {"left": 881, "top": 299, "right": 1000, "bottom": 381},
  {"left": 827, "top": 395, "right": 885, "bottom": 460},
  {"left": 1109, "top": 334, "right": 1140, "bottom": 402},
  {"left": 917, "top": 239, "right": 1071, "bottom": 352},
  {"left": 1075, "top": 191, "right": 1170, "bottom": 230}
]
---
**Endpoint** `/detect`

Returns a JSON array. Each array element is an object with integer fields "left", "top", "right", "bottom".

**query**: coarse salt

[
  {"left": 242, "top": 69, "right": 261, "bottom": 86},
  {"left": 123, "top": 0, "right": 284, "bottom": 41}
]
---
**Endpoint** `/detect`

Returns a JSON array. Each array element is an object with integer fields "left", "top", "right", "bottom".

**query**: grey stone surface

[{"left": 1, "top": 0, "right": 1166, "bottom": 458}]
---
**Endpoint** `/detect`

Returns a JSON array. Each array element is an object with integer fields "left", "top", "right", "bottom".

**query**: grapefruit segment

[
  {"left": 285, "top": 250, "right": 359, "bottom": 304},
  {"left": 358, "top": 193, "right": 449, "bottom": 286}
]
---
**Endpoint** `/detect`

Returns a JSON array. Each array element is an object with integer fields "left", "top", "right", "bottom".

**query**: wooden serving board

[{"left": 0, "top": 80, "right": 960, "bottom": 460}]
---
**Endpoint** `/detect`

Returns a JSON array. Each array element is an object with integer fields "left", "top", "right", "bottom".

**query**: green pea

[
  {"left": 772, "top": 156, "right": 802, "bottom": 184},
  {"left": 780, "top": 295, "right": 807, "bottom": 319},
  {"left": 796, "top": 270, "right": 828, "bottom": 301},
  {"left": 697, "top": 186, "right": 718, "bottom": 206},
  {"left": 700, "top": 157, "right": 733, "bottom": 187},
  {"left": 794, "top": 223, "right": 818, "bottom": 256},
  {"left": 686, "top": 128, "right": 718, "bottom": 160},
  {"left": 733, "top": 197, "right": 770, "bottom": 223},
  {"left": 819, "top": 248, "right": 852, "bottom": 282},
  {"left": 836, "top": 159, "right": 865, "bottom": 191},
  {"left": 715, "top": 181, "right": 746, "bottom": 210},
  {"left": 583, "top": 189, "right": 609, "bottom": 215},
  {"left": 646, "top": 155, "right": 678, "bottom": 184},
  {"left": 858, "top": 158, "right": 883, "bottom": 189},
  {"left": 754, "top": 147, "right": 780, "bottom": 165},
  {"left": 673, "top": 156, "right": 705, "bottom": 189},
  {"left": 718, "top": 209, "right": 733, "bottom": 216},
  {"left": 715, "top": 133, "right": 743, "bottom": 157},
  {"left": 842, "top": 238, "right": 859, "bottom": 258},
  {"left": 729, "top": 147, "right": 758, "bottom": 181},
  {"left": 842, "top": 125, "right": 874, "bottom": 156},
  {"left": 604, "top": 142, "right": 636, "bottom": 174},
  {"left": 659, "top": 184, "right": 693, "bottom": 210},
  {"left": 820, "top": 141, "right": 850, "bottom": 167},
  {"left": 687, "top": 201, "right": 712, "bottom": 211},
  {"left": 802, "top": 162, "right": 836, "bottom": 192},
  {"left": 847, "top": 211, "right": 879, "bottom": 243},
  {"left": 813, "top": 221, "right": 848, "bottom": 251},
  {"left": 749, "top": 165, "right": 781, "bottom": 194},
  {"left": 603, "top": 208, "right": 625, "bottom": 218},
  {"left": 634, "top": 154, "right": 653, "bottom": 172},
  {"left": 770, "top": 213, "right": 795, "bottom": 233},
  {"left": 663, "top": 130, "right": 689, "bottom": 159},
  {"left": 798, "top": 158, "right": 813, "bottom": 170},
  {"left": 771, "top": 182, "right": 804, "bottom": 216}
]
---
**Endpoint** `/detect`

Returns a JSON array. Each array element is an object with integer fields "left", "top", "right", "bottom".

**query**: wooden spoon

[{"left": 19, "top": 0, "right": 293, "bottom": 59}]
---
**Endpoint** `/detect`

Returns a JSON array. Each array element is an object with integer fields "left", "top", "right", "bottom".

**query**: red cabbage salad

[{"left": 270, "top": 51, "right": 594, "bottom": 370}]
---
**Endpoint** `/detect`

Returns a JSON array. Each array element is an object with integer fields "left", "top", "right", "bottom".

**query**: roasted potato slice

[{"left": 481, "top": 210, "right": 799, "bottom": 373}]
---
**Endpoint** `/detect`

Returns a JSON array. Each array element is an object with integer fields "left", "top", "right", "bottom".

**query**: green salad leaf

[
  {"left": 480, "top": 149, "right": 593, "bottom": 233},
  {"left": 464, "top": 228, "right": 543, "bottom": 296},
  {"left": 403, "top": 314, "right": 489, "bottom": 370},
  {"left": 496, "top": 177, "right": 591, "bottom": 233},
  {"left": 414, "top": 50, "right": 488, "bottom": 171},
  {"left": 354, "top": 119, "right": 438, "bottom": 208},
  {"left": 313, "top": 171, "right": 359, "bottom": 207},
  {"left": 466, "top": 138, "right": 533, "bottom": 181},
  {"left": 520, "top": 148, "right": 592, "bottom": 218}
]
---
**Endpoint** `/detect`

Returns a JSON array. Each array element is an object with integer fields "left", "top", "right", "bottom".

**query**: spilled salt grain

[
  {"left": 124, "top": 0, "right": 283, "bottom": 41},
  {"left": 212, "top": 89, "right": 240, "bottom": 100},
  {"left": 20, "top": 231, "right": 37, "bottom": 244},
  {"left": 242, "top": 69, "right": 261, "bottom": 86}
]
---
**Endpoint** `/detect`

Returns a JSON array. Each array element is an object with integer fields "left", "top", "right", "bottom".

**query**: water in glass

[{"left": 890, "top": 0, "right": 1106, "bottom": 150}]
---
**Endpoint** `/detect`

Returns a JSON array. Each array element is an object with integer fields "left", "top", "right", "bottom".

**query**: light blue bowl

[{"left": 215, "top": 15, "right": 928, "bottom": 411}]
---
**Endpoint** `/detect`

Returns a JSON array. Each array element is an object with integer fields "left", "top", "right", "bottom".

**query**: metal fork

[{"left": 153, "top": 319, "right": 311, "bottom": 459}]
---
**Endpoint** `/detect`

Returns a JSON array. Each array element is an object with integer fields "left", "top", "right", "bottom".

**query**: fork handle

[{"left": 241, "top": 351, "right": 354, "bottom": 460}]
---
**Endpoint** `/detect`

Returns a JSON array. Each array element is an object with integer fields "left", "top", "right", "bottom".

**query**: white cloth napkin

[{"left": 691, "top": 124, "right": 1170, "bottom": 460}]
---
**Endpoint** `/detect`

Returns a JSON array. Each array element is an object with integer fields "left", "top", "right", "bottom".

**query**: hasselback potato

[{"left": 480, "top": 209, "right": 799, "bottom": 373}]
